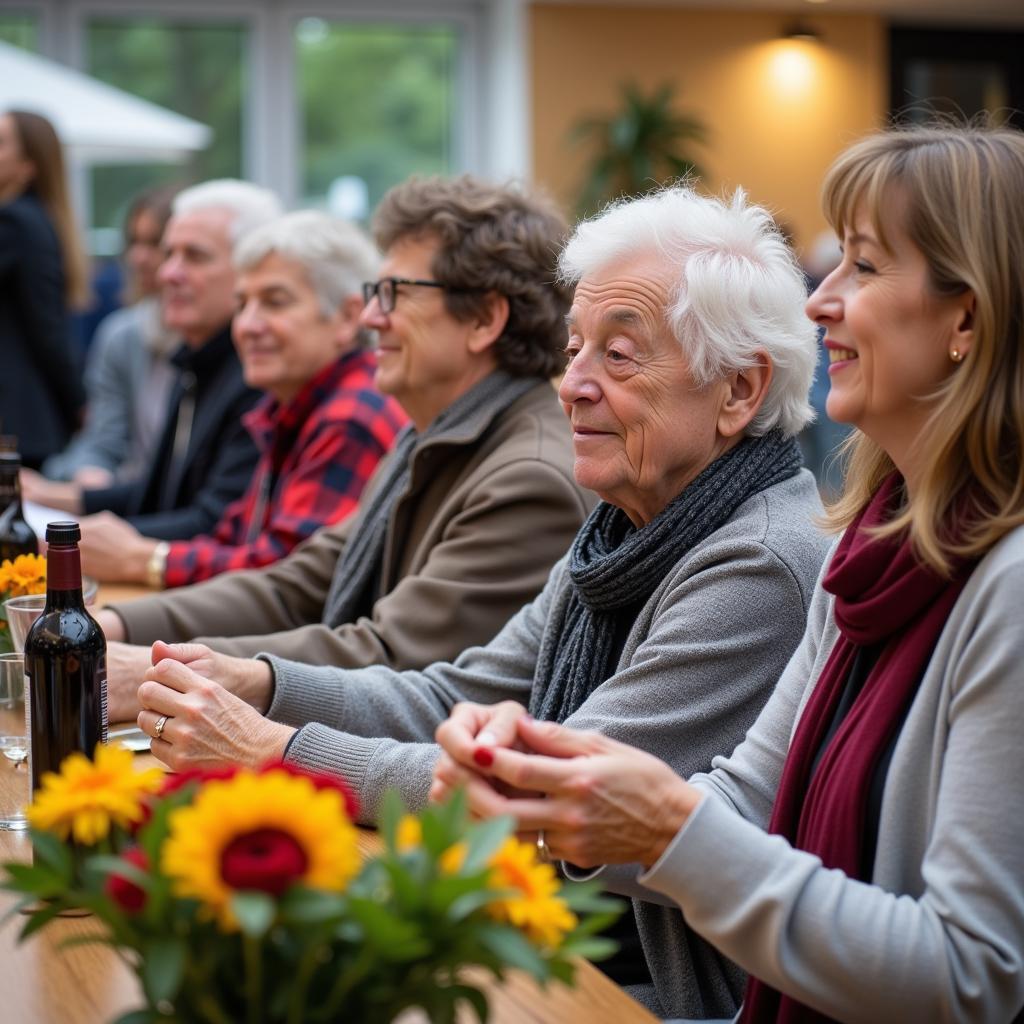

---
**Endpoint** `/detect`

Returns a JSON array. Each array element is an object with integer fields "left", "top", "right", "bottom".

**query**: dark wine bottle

[
  {"left": 0, "top": 450, "right": 39, "bottom": 563},
  {"left": 25, "top": 522, "right": 108, "bottom": 794}
]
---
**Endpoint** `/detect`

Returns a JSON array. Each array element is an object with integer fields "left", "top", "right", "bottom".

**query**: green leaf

[
  {"left": 379, "top": 788, "right": 405, "bottom": 850},
  {"left": 29, "top": 831, "right": 73, "bottom": 877},
  {"left": 142, "top": 937, "right": 187, "bottom": 1003},
  {"left": 477, "top": 925, "right": 547, "bottom": 980},
  {"left": 18, "top": 900, "right": 67, "bottom": 941},
  {"left": 279, "top": 886, "right": 345, "bottom": 925},
  {"left": 230, "top": 891, "right": 276, "bottom": 938},
  {"left": 461, "top": 815, "right": 513, "bottom": 873},
  {"left": 86, "top": 855, "right": 152, "bottom": 892},
  {"left": 560, "top": 936, "right": 619, "bottom": 962},
  {"left": 449, "top": 984, "right": 489, "bottom": 1023}
]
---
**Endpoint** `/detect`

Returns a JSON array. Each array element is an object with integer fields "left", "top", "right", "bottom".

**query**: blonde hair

[
  {"left": 8, "top": 110, "right": 90, "bottom": 308},
  {"left": 822, "top": 123, "right": 1024, "bottom": 574}
]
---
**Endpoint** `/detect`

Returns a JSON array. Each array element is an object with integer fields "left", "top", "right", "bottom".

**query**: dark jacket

[
  {"left": 0, "top": 193, "right": 86, "bottom": 466},
  {"left": 82, "top": 324, "right": 260, "bottom": 540}
]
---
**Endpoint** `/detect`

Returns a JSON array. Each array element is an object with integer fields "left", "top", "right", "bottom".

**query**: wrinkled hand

[
  {"left": 19, "top": 468, "right": 83, "bottom": 513},
  {"left": 137, "top": 653, "right": 294, "bottom": 773},
  {"left": 106, "top": 641, "right": 155, "bottom": 722},
  {"left": 150, "top": 641, "right": 274, "bottom": 712},
  {"left": 78, "top": 512, "right": 156, "bottom": 584},
  {"left": 434, "top": 716, "right": 701, "bottom": 869}
]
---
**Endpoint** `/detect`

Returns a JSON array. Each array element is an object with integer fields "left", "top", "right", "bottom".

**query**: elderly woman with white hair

[
  {"left": 133, "top": 185, "right": 830, "bottom": 1016},
  {"left": 76, "top": 209, "right": 407, "bottom": 585}
]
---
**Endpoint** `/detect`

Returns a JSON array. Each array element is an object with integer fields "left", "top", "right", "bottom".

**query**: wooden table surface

[{"left": 0, "top": 583, "right": 658, "bottom": 1023}]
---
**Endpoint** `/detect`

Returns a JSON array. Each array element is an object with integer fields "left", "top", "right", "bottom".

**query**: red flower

[
  {"left": 259, "top": 760, "right": 359, "bottom": 820},
  {"left": 220, "top": 828, "right": 309, "bottom": 897},
  {"left": 105, "top": 847, "right": 149, "bottom": 913},
  {"left": 160, "top": 765, "right": 240, "bottom": 797}
]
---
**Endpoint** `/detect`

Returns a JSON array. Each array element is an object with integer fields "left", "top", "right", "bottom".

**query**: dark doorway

[{"left": 890, "top": 26, "right": 1024, "bottom": 129}]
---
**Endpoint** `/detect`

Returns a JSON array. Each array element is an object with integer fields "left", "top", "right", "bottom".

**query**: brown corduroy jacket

[{"left": 108, "top": 380, "right": 594, "bottom": 668}]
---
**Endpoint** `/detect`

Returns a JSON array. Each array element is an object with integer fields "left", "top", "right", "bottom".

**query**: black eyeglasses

[{"left": 362, "top": 277, "right": 446, "bottom": 314}]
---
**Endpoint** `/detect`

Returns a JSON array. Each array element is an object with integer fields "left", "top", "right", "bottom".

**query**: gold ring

[
  {"left": 153, "top": 714, "right": 168, "bottom": 740},
  {"left": 536, "top": 829, "right": 552, "bottom": 863}
]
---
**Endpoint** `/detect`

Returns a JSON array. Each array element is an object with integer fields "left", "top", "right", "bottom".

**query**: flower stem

[{"left": 243, "top": 932, "right": 262, "bottom": 1024}]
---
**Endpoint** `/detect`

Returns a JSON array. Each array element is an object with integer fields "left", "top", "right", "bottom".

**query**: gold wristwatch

[{"left": 146, "top": 541, "right": 170, "bottom": 589}]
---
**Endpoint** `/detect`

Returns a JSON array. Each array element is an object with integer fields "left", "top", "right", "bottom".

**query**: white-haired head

[
  {"left": 559, "top": 186, "right": 817, "bottom": 437},
  {"left": 235, "top": 210, "right": 378, "bottom": 315},
  {"left": 173, "top": 179, "right": 283, "bottom": 243}
]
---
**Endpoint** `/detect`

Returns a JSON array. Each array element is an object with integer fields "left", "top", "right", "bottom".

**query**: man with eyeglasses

[{"left": 98, "top": 175, "right": 593, "bottom": 723}]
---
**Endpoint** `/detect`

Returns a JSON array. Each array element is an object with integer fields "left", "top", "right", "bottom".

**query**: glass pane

[
  {"left": 904, "top": 59, "right": 1011, "bottom": 124},
  {"left": 85, "top": 18, "right": 247, "bottom": 246},
  {"left": 0, "top": 12, "right": 37, "bottom": 52},
  {"left": 296, "top": 18, "right": 458, "bottom": 219}
]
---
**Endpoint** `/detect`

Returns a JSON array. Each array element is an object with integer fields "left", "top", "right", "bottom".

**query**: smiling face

[
  {"left": 0, "top": 114, "right": 34, "bottom": 202},
  {"left": 232, "top": 253, "right": 360, "bottom": 405},
  {"left": 125, "top": 208, "right": 166, "bottom": 298},
  {"left": 560, "top": 252, "right": 736, "bottom": 526},
  {"left": 359, "top": 234, "right": 500, "bottom": 430},
  {"left": 157, "top": 207, "right": 238, "bottom": 347},
  {"left": 805, "top": 195, "right": 974, "bottom": 479}
]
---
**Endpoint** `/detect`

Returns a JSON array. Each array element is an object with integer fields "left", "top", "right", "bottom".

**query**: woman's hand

[
  {"left": 436, "top": 715, "right": 702, "bottom": 869},
  {"left": 137, "top": 654, "right": 295, "bottom": 773},
  {"left": 435, "top": 700, "right": 531, "bottom": 770},
  {"left": 146, "top": 640, "right": 275, "bottom": 712}
]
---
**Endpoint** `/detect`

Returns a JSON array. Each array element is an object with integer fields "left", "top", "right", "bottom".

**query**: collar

[
  {"left": 169, "top": 321, "right": 236, "bottom": 374},
  {"left": 243, "top": 350, "right": 374, "bottom": 456}
]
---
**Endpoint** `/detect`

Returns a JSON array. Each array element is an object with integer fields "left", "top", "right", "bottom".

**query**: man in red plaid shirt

[{"left": 79, "top": 210, "right": 406, "bottom": 586}]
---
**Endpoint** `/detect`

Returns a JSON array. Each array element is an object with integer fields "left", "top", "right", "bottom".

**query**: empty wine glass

[{"left": 0, "top": 651, "right": 29, "bottom": 830}]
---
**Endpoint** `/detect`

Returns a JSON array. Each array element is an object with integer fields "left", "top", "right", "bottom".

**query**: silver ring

[
  {"left": 153, "top": 714, "right": 168, "bottom": 740},
  {"left": 536, "top": 828, "right": 552, "bottom": 863}
]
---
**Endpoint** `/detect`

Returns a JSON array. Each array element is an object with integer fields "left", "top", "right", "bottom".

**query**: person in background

[
  {"left": 22, "top": 178, "right": 281, "bottom": 543},
  {"left": 78, "top": 209, "right": 407, "bottom": 587},
  {"left": 129, "top": 184, "right": 829, "bottom": 1020},
  {"left": 434, "top": 124, "right": 1024, "bottom": 1024},
  {"left": 42, "top": 185, "right": 181, "bottom": 487},
  {"left": 95, "top": 175, "right": 591, "bottom": 721},
  {"left": 0, "top": 109, "right": 88, "bottom": 467}
]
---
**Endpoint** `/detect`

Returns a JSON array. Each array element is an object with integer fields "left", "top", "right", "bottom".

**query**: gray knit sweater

[{"left": 263, "top": 469, "right": 829, "bottom": 1017}]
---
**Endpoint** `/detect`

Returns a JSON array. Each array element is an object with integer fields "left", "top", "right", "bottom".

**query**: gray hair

[
  {"left": 559, "top": 186, "right": 817, "bottom": 437},
  {"left": 233, "top": 210, "right": 379, "bottom": 322},
  {"left": 172, "top": 179, "right": 284, "bottom": 243}
]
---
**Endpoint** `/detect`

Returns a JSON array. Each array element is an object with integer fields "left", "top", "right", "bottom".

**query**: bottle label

[{"left": 98, "top": 660, "right": 109, "bottom": 745}]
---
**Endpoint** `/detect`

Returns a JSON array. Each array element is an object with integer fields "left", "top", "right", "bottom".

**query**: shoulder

[{"left": 952, "top": 526, "right": 1024, "bottom": 628}]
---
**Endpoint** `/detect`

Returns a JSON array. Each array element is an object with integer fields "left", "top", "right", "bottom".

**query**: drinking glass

[
  {"left": 0, "top": 652, "right": 29, "bottom": 830},
  {"left": 3, "top": 576, "right": 99, "bottom": 652}
]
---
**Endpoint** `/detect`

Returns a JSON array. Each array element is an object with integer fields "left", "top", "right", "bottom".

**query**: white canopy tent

[{"left": 0, "top": 39, "right": 210, "bottom": 163}]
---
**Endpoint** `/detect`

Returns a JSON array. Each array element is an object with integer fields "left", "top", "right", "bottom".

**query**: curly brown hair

[{"left": 371, "top": 175, "right": 570, "bottom": 378}]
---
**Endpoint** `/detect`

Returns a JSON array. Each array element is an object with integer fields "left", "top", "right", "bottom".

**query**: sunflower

[
  {"left": 161, "top": 767, "right": 360, "bottom": 930},
  {"left": 486, "top": 838, "right": 578, "bottom": 948},
  {"left": 27, "top": 744, "right": 164, "bottom": 845}
]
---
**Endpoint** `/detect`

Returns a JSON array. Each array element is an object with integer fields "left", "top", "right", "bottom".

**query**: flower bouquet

[
  {"left": 0, "top": 553, "right": 47, "bottom": 653},
  {"left": 2, "top": 745, "right": 621, "bottom": 1024}
]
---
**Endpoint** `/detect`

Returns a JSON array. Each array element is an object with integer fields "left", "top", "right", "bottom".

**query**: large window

[
  {"left": 85, "top": 17, "right": 247, "bottom": 245},
  {"left": 296, "top": 18, "right": 459, "bottom": 216}
]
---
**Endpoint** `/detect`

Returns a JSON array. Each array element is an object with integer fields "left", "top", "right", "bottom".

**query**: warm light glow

[{"left": 769, "top": 43, "right": 816, "bottom": 94}]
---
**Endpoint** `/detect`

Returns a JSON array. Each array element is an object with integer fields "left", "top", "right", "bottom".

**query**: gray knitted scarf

[
  {"left": 321, "top": 371, "right": 540, "bottom": 627},
  {"left": 529, "top": 428, "right": 804, "bottom": 723}
]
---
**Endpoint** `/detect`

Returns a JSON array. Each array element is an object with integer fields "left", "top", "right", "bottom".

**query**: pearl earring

[{"left": 950, "top": 348, "right": 964, "bottom": 363}]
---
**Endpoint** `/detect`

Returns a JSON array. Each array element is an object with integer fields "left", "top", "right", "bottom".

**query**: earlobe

[
  {"left": 717, "top": 355, "right": 772, "bottom": 439},
  {"left": 950, "top": 290, "right": 975, "bottom": 360}
]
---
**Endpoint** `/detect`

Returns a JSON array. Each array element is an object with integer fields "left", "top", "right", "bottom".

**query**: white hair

[
  {"left": 172, "top": 179, "right": 284, "bottom": 243},
  {"left": 233, "top": 210, "right": 379, "bottom": 320},
  {"left": 559, "top": 186, "right": 817, "bottom": 437}
]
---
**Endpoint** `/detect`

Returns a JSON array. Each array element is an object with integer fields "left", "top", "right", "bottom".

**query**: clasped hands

[
  {"left": 130, "top": 641, "right": 295, "bottom": 773},
  {"left": 431, "top": 701, "right": 701, "bottom": 870}
]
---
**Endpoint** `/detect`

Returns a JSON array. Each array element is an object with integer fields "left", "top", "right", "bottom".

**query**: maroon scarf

[{"left": 740, "top": 473, "right": 972, "bottom": 1024}]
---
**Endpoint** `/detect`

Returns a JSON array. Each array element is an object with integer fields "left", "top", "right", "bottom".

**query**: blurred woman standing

[{"left": 0, "top": 109, "right": 88, "bottom": 467}]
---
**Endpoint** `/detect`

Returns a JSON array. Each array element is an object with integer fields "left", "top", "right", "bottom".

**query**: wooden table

[{"left": 0, "top": 582, "right": 657, "bottom": 1023}]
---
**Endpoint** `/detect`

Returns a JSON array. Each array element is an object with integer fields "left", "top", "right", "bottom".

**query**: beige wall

[{"left": 530, "top": 4, "right": 888, "bottom": 255}]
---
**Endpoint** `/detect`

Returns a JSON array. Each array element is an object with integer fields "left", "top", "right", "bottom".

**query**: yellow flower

[
  {"left": 27, "top": 744, "right": 164, "bottom": 845},
  {"left": 0, "top": 554, "right": 47, "bottom": 598},
  {"left": 439, "top": 840, "right": 467, "bottom": 876},
  {"left": 161, "top": 768, "right": 361, "bottom": 930},
  {"left": 486, "top": 838, "right": 577, "bottom": 948},
  {"left": 395, "top": 814, "right": 422, "bottom": 852}
]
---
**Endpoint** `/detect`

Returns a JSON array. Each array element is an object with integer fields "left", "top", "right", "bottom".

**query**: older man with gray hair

[{"left": 24, "top": 178, "right": 282, "bottom": 551}]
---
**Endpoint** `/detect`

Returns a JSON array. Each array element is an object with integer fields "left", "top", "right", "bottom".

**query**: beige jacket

[{"left": 109, "top": 381, "right": 593, "bottom": 668}]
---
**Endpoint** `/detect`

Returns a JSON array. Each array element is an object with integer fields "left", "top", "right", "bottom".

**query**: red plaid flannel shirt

[{"left": 164, "top": 351, "right": 406, "bottom": 587}]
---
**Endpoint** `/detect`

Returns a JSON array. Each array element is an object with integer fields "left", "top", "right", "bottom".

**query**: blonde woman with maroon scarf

[{"left": 432, "top": 124, "right": 1024, "bottom": 1023}]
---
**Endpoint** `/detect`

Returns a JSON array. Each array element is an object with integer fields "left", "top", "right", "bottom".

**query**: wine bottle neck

[{"left": 46, "top": 544, "right": 84, "bottom": 603}]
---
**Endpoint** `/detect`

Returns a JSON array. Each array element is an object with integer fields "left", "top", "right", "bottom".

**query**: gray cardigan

[
  {"left": 642, "top": 526, "right": 1024, "bottom": 1024},
  {"left": 263, "top": 469, "right": 830, "bottom": 1019}
]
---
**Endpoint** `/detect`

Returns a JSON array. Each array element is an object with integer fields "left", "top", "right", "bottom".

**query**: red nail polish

[{"left": 473, "top": 747, "right": 494, "bottom": 768}]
